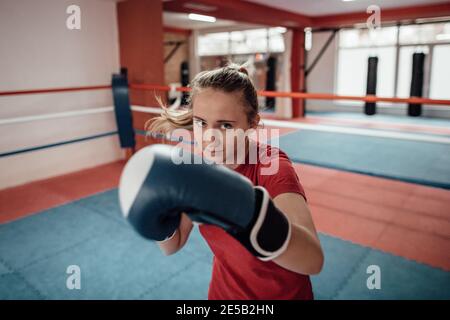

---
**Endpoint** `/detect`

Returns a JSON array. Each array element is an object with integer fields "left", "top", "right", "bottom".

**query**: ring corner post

[{"left": 112, "top": 70, "right": 136, "bottom": 160}]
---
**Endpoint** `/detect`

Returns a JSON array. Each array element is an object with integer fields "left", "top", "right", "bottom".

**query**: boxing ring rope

[
  {"left": 1, "top": 81, "right": 450, "bottom": 158},
  {"left": 0, "top": 106, "right": 114, "bottom": 126},
  {"left": 0, "top": 85, "right": 111, "bottom": 96},
  {"left": 2, "top": 82, "right": 449, "bottom": 105},
  {"left": 127, "top": 83, "right": 450, "bottom": 145},
  {"left": 129, "top": 83, "right": 450, "bottom": 107},
  {"left": 128, "top": 104, "right": 450, "bottom": 145},
  {"left": 0, "top": 85, "right": 113, "bottom": 126},
  {"left": 0, "top": 84, "right": 115, "bottom": 158}
]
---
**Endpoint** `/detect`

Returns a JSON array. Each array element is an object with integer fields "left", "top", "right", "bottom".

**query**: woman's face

[{"left": 192, "top": 88, "right": 257, "bottom": 165}]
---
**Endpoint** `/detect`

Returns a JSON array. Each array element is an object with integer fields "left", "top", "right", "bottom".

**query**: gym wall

[{"left": 0, "top": 0, "right": 122, "bottom": 189}]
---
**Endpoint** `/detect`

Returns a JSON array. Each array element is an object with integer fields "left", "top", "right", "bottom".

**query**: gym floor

[
  {"left": 1, "top": 112, "right": 449, "bottom": 299},
  {"left": 2, "top": 0, "right": 450, "bottom": 302}
]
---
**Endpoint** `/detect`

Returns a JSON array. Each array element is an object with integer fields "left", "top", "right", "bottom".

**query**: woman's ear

[{"left": 251, "top": 114, "right": 260, "bottom": 129}]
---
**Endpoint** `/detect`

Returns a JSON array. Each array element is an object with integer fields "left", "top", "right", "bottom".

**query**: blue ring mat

[
  {"left": 1, "top": 189, "right": 449, "bottom": 300},
  {"left": 276, "top": 129, "right": 450, "bottom": 189}
]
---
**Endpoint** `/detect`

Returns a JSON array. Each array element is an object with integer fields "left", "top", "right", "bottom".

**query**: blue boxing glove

[{"left": 119, "top": 144, "right": 291, "bottom": 261}]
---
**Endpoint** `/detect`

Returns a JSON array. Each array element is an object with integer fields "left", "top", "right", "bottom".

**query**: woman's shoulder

[
  {"left": 234, "top": 141, "right": 295, "bottom": 178},
  {"left": 254, "top": 142, "right": 305, "bottom": 199},
  {"left": 256, "top": 142, "right": 293, "bottom": 168}
]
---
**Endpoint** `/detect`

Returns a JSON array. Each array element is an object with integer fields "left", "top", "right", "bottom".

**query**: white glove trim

[{"left": 250, "top": 186, "right": 292, "bottom": 261}]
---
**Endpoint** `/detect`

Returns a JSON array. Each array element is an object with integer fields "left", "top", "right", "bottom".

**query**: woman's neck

[{"left": 224, "top": 138, "right": 252, "bottom": 170}]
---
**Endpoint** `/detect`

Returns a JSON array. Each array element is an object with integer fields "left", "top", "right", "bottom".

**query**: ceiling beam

[
  {"left": 164, "top": 1, "right": 450, "bottom": 30},
  {"left": 163, "top": 0, "right": 312, "bottom": 28},
  {"left": 164, "top": 26, "right": 192, "bottom": 36},
  {"left": 311, "top": 2, "right": 450, "bottom": 28}
]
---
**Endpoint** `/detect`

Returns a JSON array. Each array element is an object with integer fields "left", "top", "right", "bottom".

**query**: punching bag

[
  {"left": 408, "top": 53, "right": 425, "bottom": 117},
  {"left": 181, "top": 61, "right": 189, "bottom": 106},
  {"left": 265, "top": 56, "right": 277, "bottom": 110},
  {"left": 364, "top": 56, "right": 378, "bottom": 115}
]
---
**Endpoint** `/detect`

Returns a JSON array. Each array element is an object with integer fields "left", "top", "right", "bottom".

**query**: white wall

[
  {"left": 305, "top": 31, "right": 338, "bottom": 111},
  {"left": 0, "top": 0, "right": 122, "bottom": 189}
]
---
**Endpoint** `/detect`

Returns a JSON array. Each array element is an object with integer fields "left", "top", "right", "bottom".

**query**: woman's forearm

[{"left": 273, "top": 224, "right": 324, "bottom": 275}]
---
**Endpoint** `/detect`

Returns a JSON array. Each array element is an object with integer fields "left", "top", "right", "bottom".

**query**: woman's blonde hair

[{"left": 145, "top": 63, "right": 259, "bottom": 136}]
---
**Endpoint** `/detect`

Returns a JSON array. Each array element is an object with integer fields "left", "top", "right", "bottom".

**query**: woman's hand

[{"left": 157, "top": 213, "right": 193, "bottom": 255}]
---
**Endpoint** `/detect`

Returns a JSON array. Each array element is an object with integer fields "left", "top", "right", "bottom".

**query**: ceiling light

[
  {"left": 188, "top": 13, "right": 216, "bottom": 23},
  {"left": 304, "top": 27, "right": 312, "bottom": 51}
]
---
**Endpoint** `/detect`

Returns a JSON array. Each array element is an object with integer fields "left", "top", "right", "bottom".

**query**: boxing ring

[{"left": 0, "top": 78, "right": 449, "bottom": 299}]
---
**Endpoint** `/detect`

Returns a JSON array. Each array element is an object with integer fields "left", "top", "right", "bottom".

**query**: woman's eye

[
  {"left": 221, "top": 123, "right": 233, "bottom": 130},
  {"left": 194, "top": 119, "right": 206, "bottom": 128}
]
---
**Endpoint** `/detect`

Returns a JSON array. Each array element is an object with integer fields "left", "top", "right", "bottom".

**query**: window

[
  {"left": 198, "top": 32, "right": 229, "bottom": 56},
  {"left": 337, "top": 47, "right": 396, "bottom": 99},
  {"left": 339, "top": 27, "right": 398, "bottom": 48},
  {"left": 268, "top": 27, "right": 285, "bottom": 52},
  {"left": 430, "top": 44, "right": 450, "bottom": 99},
  {"left": 337, "top": 28, "right": 397, "bottom": 101},
  {"left": 198, "top": 27, "right": 285, "bottom": 57},
  {"left": 336, "top": 23, "right": 450, "bottom": 103},
  {"left": 230, "top": 29, "right": 268, "bottom": 55},
  {"left": 399, "top": 22, "right": 450, "bottom": 45}
]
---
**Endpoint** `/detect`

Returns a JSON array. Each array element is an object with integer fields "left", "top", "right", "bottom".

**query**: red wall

[
  {"left": 117, "top": 0, "right": 165, "bottom": 135},
  {"left": 117, "top": 0, "right": 165, "bottom": 149}
]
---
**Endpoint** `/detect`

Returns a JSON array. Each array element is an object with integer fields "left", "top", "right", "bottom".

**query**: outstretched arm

[{"left": 272, "top": 193, "right": 324, "bottom": 275}]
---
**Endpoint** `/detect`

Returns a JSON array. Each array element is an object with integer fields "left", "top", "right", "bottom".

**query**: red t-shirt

[{"left": 199, "top": 143, "right": 313, "bottom": 300}]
